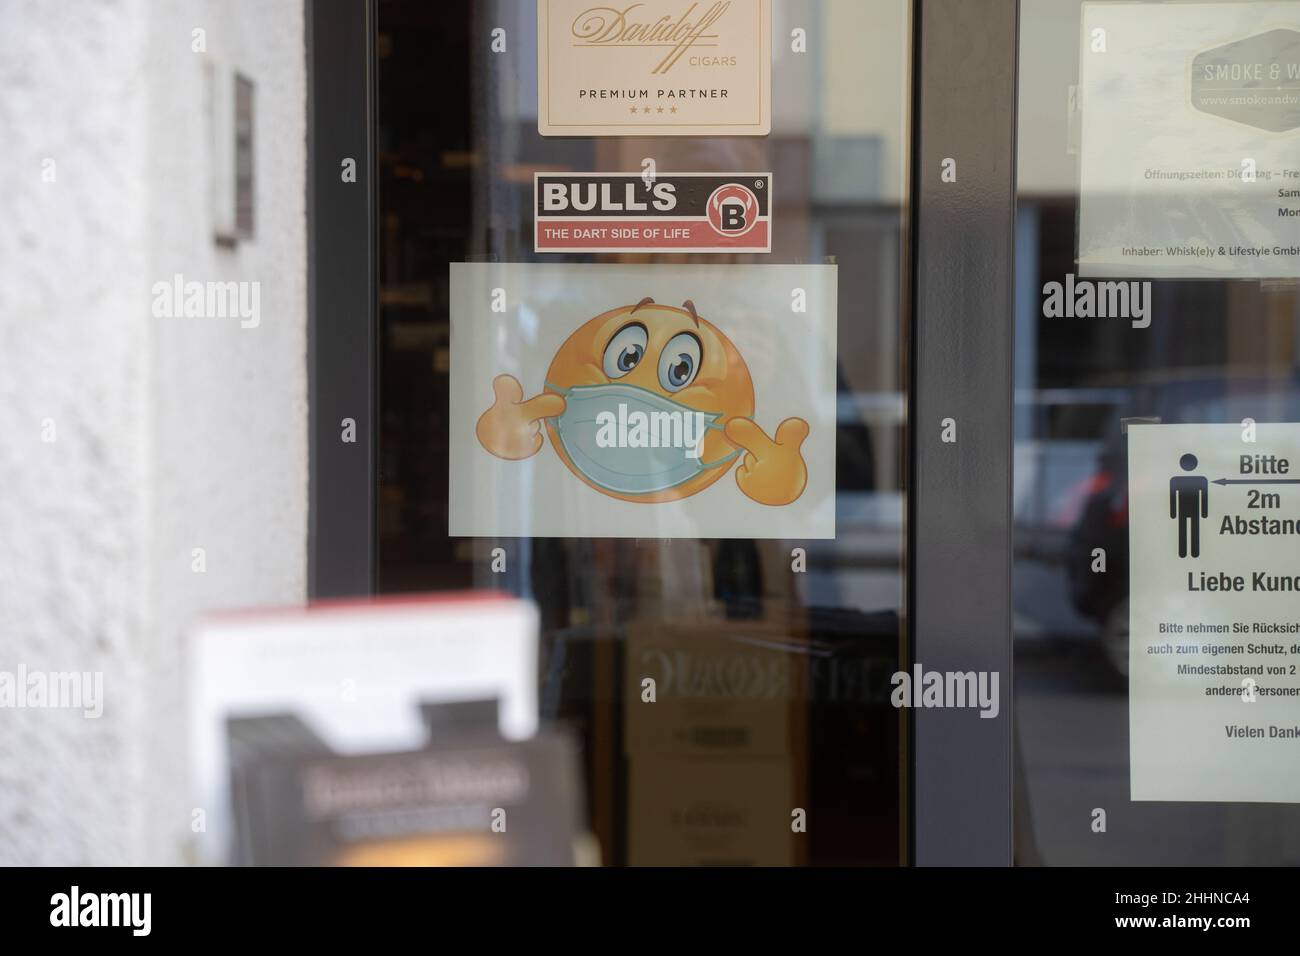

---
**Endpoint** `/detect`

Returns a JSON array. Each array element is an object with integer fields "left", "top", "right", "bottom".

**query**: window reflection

[
  {"left": 1014, "top": 0, "right": 1300, "bottom": 866},
  {"left": 378, "top": 0, "right": 911, "bottom": 865}
]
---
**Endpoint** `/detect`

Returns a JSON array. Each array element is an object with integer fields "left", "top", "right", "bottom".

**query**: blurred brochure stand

[
  {"left": 229, "top": 721, "right": 582, "bottom": 866},
  {"left": 189, "top": 593, "right": 582, "bottom": 865}
]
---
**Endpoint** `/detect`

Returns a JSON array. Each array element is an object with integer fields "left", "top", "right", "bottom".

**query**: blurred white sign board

[
  {"left": 188, "top": 593, "right": 538, "bottom": 864},
  {"left": 1078, "top": 2, "right": 1300, "bottom": 278}
]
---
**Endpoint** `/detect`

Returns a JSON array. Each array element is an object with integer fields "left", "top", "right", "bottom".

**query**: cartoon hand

[
  {"left": 723, "top": 416, "right": 810, "bottom": 506},
  {"left": 476, "top": 374, "right": 566, "bottom": 460}
]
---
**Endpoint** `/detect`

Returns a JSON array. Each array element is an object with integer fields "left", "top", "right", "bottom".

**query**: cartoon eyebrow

[
  {"left": 631, "top": 297, "right": 655, "bottom": 312},
  {"left": 681, "top": 299, "right": 700, "bottom": 327}
]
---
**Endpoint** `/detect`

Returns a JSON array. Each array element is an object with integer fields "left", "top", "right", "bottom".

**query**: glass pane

[
  {"left": 1015, "top": 0, "right": 1300, "bottom": 865},
  {"left": 377, "top": 0, "right": 912, "bottom": 864}
]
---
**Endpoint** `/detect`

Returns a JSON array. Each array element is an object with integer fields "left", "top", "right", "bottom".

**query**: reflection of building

[
  {"left": 376, "top": 0, "right": 910, "bottom": 865},
  {"left": 1014, "top": 1, "right": 1300, "bottom": 639},
  {"left": 1013, "top": 1, "right": 1300, "bottom": 867}
]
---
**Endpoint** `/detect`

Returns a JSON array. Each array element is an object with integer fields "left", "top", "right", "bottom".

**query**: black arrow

[{"left": 1213, "top": 478, "right": 1300, "bottom": 485}]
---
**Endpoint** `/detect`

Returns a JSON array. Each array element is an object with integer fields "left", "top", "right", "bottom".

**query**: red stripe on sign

[{"left": 536, "top": 219, "right": 769, "bottom": 251}]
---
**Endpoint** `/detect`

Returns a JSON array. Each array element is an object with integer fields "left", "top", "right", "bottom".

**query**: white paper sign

[
  {"left": 1079, "top": 3, "right": 1300, "bottom": 278},
  {"left": 449, "top": 262, "right": 837, "bottom": 539},
  {"left": 1128, "top": 423, "right": 1300, "bottom": 802}
]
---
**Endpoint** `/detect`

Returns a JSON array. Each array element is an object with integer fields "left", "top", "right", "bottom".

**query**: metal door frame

[
  {"left": 908, "top": 0, "right": 1018, "bottom": 866},
  {"left": 307, "top": 0, "right": 377, "bottom": 598}
]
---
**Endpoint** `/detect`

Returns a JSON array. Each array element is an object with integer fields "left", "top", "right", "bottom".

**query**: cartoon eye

[
  {"left": 602, "top": 323, "right": 648, "bottom": 378},
  {"left": 658, "top": 332, "right": 701, "bottom": 392}
]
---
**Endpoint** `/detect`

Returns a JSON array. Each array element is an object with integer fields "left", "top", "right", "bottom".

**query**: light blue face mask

[{"left": 545, "top": 381, "right": 740, "bottom": 496}]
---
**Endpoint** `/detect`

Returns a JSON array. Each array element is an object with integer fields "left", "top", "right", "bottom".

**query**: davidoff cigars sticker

[
  {"left": 1078, "top": 3, "right": 1300, "bottom": 278},
  {"left": 537, "top": 0, "right": 772, "bottom": 137},
  {"left": 1128, "top": 424, "right": 1300, "bottom": 802},
  {"left": 535, "top": 172, "right": 771, "bottom": 252}
]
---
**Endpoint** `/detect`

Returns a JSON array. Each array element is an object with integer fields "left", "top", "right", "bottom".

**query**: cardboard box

[
  {"left": 623, "top": 618, "right": 808, "bottom": 758},
  {"left": 628, "top": 755, "right": 795, "bottom": 866}
]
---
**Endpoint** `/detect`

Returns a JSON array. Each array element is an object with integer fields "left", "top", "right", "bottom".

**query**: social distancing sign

[{"left": 1128, "top": 423, "right": 1300, "bottom": 802}]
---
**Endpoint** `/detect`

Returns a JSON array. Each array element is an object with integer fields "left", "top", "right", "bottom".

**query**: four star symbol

[{"left": 624, "top": 103, "right": 680, "bottom": 117}]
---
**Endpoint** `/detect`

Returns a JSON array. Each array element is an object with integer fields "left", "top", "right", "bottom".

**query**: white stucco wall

[{"left": 0, "top": 0, "right": 308, "bottom": 864}]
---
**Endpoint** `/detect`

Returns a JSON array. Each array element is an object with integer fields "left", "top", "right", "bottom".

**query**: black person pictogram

[{"left": 1170, "top": 453, "right": 1209, "bottom": 558}]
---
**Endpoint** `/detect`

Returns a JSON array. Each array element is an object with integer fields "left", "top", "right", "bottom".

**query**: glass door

[
  {"left": 374, "top": 0, "right": 912, "bottom": 865},
  {"left": 1014, "top": 0, "right": 1300, "bottom": 865}
]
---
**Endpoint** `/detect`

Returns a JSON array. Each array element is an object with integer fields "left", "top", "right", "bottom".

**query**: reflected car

[{"left": 1064, "top": 373, "right": 1300, "bottom": 678}]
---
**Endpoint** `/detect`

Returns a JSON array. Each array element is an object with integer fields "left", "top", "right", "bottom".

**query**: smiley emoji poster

[{"left": 449, "top": 263, "right": 836, "bottom": 538}]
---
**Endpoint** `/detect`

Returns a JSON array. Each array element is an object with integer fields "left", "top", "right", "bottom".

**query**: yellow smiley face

[{"left": 543, "top": 298, "right": 755, "bottom": 503}]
